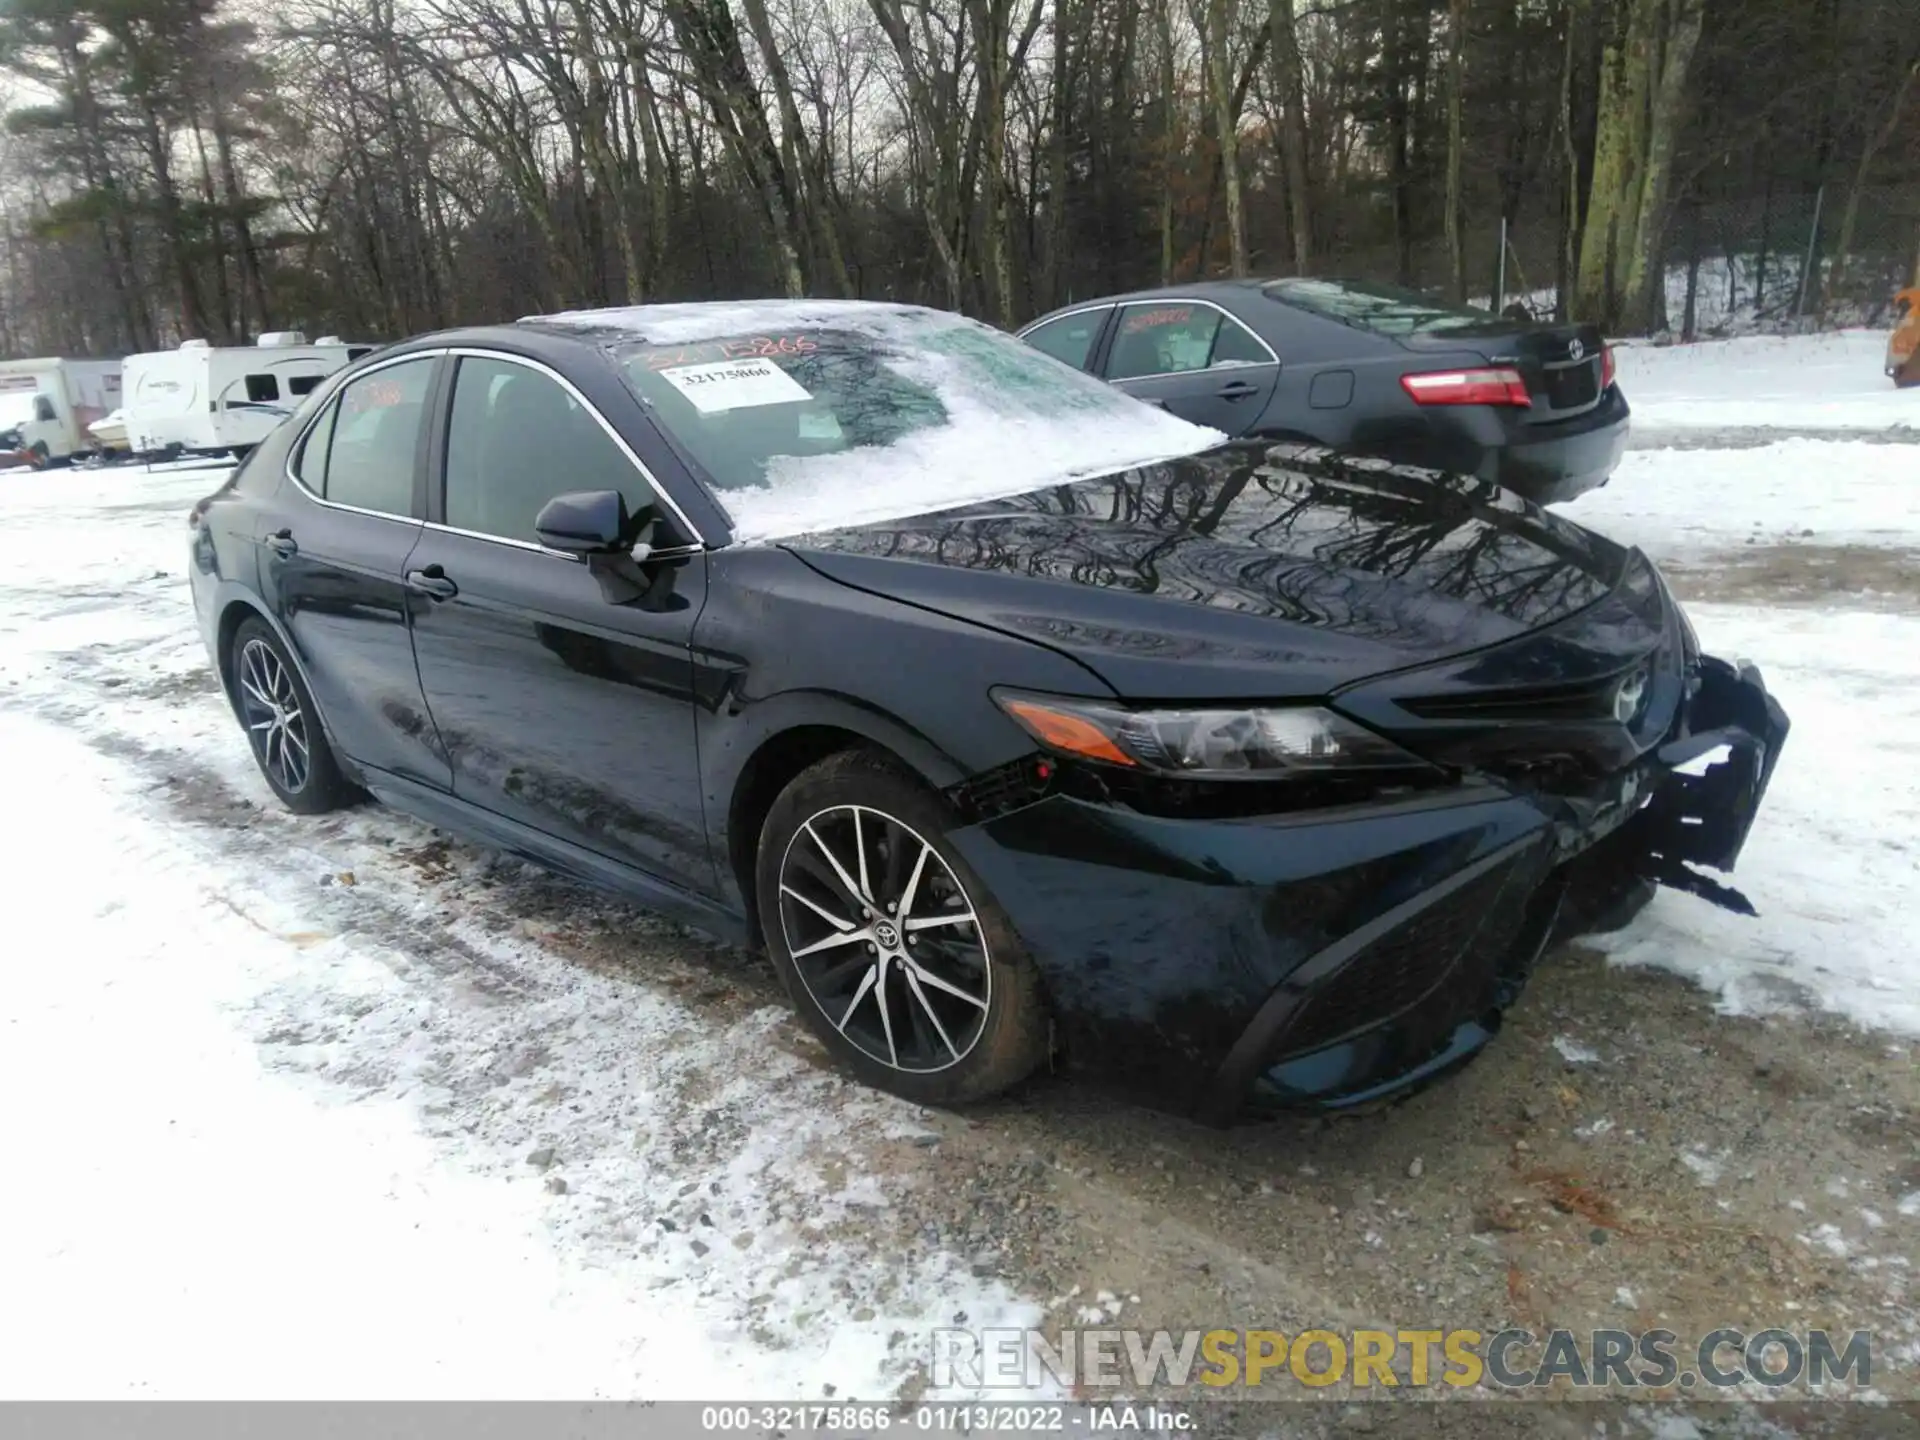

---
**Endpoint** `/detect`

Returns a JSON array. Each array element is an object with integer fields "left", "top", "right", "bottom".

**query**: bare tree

[{"left": 3, "top": 0, "right": 1916, "bottom": 354}]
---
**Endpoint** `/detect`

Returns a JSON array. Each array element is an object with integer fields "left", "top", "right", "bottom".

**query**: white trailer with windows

[
  {"left": 124, "top": 333, "right": 374, "bottom": 458},
  {"left": 0, "top": 358, "right": 123, "bottom": 466}
]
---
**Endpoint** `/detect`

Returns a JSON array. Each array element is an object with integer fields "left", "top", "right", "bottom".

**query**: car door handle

[
  {"left": 265, "top": 529, "right": 297, "bottom": 558},
  {"left": 1216, "top": 380, "right": 1261, "bottom": 399},
  {"left": 405, "top": 566, "right": 458, "bottom": 601}
]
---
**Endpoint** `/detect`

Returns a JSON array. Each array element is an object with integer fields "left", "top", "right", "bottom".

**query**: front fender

[
  {"left": 707, "top": 687, "right": 970, "bottom": 799},
  {"left": 693, "top": 543, "right": 1108, "bottom": 917}
]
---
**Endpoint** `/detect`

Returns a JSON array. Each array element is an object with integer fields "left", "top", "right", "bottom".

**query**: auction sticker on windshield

[{"left": 658, "top": 357, "right": 812, "bottom": 413}]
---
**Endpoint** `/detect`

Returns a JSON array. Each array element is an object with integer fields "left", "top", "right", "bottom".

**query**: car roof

[
  {"left": 375, "top": 299, "right": 968, "bottom": 360},
  {"left": 1031, "top": 276, "right": 1444, "bottom": 327},
  {"left": 1041, "top": 279, "right": 1268, "bottom": 315},
  {"left": 520, "top": 300, "right": 949, "bottom": 348}
]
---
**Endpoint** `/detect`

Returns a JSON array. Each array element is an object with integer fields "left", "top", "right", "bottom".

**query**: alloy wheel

[
  {"left": 777, "top": 804, "right": 991, "bottom": 1073},
  {"left": 237, "top": 637, "right": 311, "bottom": 794}
]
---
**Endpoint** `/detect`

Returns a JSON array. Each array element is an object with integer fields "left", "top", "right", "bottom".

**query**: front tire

[
  {"left": 229, "top": 617, "right": 353, "bottom": 814},
  {"left": 756, "top": 751, "right": 1049, "bottom": 1107}
]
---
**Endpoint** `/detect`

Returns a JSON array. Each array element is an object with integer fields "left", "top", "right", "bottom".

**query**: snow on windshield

[
  {"left": 533, "top": 303, "right": 1223, "bottom": 542},
  {"left": 0, "top": 392, "right": 38, "bottom": 427}
]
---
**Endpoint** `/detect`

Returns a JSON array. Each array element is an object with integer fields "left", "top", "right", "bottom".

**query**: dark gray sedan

[{"left": 1019, "top": 277, "right": 1631, "bottom": 505}]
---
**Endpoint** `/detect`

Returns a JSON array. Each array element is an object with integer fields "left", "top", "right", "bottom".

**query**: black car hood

[{"left": 781, "top": 442, "right": 1632, "bottom": 700}]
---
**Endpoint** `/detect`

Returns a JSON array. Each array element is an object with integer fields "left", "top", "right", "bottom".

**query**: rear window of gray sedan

[{"left": 1266, "top": 278, "right": 1490, "bottom": 336}]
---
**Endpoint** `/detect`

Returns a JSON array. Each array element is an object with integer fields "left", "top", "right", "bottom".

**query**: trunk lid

[{"left": 1399, "top": 321, "right": 1609, "bottom": 423}]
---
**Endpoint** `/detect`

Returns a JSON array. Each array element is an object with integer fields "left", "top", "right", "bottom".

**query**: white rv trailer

[
  {"left": 124, "top": 333, "right": 375, "bottom": 457},
  {"left": 0, "top": 357, "right": 123, "bottom": 466}
]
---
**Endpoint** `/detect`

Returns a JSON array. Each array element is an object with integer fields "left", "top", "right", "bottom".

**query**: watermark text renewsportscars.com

[{"left": 931, "top": 1327, "right": 1874, "bottom": 1392}]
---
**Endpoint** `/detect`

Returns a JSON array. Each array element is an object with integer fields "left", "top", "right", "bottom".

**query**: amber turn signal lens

[{"left": 999, "top": 698, "right": 1137, "bottom": 768}]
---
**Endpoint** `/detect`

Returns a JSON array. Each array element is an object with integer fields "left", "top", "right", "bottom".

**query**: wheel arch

[
  {"left": 211, "top": 592, "right": 350, "bottom": 765},
  {"left": 213, "top": 593, "right": 289, "bottom": 709},
  {"left": 717, "top": 693, "right": 972, "bottom": 945}
]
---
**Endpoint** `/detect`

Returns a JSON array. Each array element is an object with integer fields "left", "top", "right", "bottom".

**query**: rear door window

[
  {"left": 293, "top": 406, "right": 336, "bottom": 492},
  {"left": 1021, "top": 309, "right": 1111, "bottom": 371},
  {"left": 1211, "top": 314, "right": 1273, "bottom": 366},
  {"left": 1105, "top": 304, "right": 1220, "bottom": 380},
  {"left": 1103, "top": 303, "right": 1271, "bottom": 380},
  {"left": 316, "top": 358, "right": 434, "bottom": 516}
]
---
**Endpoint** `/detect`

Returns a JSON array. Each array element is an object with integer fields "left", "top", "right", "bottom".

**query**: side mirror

[{"left": 534, "top": 490, "right": 631, "bottom": 555}]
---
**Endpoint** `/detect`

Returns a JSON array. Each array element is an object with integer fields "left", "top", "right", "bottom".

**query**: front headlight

[{"left": 993, "top": 690, "right": 1428, "bottom": 779}]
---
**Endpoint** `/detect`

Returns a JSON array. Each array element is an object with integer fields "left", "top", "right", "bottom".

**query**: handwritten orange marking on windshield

[{"left": 645, "top": 335, "right": 820, "bottom": 370}]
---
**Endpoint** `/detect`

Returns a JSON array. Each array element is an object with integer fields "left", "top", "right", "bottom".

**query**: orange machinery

[{"left": 1891, "top": 287, "right": 1920, "bottom": 387}]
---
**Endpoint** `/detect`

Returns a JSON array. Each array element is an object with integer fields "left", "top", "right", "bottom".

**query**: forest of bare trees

[{"left": 1, "top": 0, "right": 1916, "bottom": 359}]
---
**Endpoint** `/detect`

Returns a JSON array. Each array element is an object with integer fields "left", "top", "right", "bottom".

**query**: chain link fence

[{"left": 1489, "top": 182, "right": 1920, "bottom": 335}]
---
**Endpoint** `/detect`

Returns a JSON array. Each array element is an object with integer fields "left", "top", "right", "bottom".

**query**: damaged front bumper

[
  {"left": 947, "top": 651, "right": 1789, "bottom": 1123},
  {"left": 1552, "top": 653, "right": 1790, "bottom": 938},
  {"left": 1631, "top": 654, "right": 1791, "bottom": 912}
]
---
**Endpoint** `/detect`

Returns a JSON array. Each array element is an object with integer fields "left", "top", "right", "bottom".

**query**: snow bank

[
  {"left": 1560, "top": 438, "right": 1920, "bottom": 556},
  {"left": 1618, "top": 330, "right": 1916, "bottom": 431}
]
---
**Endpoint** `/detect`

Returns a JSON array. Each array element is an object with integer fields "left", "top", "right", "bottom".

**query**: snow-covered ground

[
  {"left": 1618, "top": 329, "right": 1915, "bottom": 431},
  {"left": 1, "top": 329, "right": 1916, "bottom": 1402},
  {"left": 1562, "top": 336, "right": 1920, "bottom": 1035},
  {"left": 1563, "top": 437, "right": 1920, "bottom": 559},
  {"left": 0, "top": 463, "right": 1051, "bottom": 1400},
  {"left": 1589, "top": 603, "right": 1920, "bottom": 1034}
]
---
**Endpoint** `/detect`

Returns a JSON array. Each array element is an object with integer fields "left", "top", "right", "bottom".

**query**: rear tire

[
  {"left": 756, "top": 750, "right": 1049, "bottom": 1107},
  {"left": 229, "top": 617, "right": 353, "bottom": 815}
]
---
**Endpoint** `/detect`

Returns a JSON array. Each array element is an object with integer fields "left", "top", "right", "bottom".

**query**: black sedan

[
  {"left": 187, "top": 301, "right": 1783, "bottom": 1122},
  {"left": 1019, "top": 277, "right": 1631, "bottom": 505}
]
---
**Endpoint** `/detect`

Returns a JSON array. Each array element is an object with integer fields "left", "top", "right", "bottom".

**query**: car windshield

[
  {"left": 1266, "top": 278, "right": 1493, "bottom": 336},
  {"left": 0, "top": 391, "right": 38, "bottom": 427},
  {"left": 546, "top": 304, "right": 1220, "bottom": 541}
]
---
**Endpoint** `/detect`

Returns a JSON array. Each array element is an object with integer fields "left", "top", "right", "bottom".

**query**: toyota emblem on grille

[
  {"left": 1612, "top": 669, "right": 1648, "bottom": 724},
  {"left": 1569, "top": 338, "right": 1585, "bottom": 361}
]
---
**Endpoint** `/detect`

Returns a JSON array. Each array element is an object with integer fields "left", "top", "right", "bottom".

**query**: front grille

[
  {"left": 1543, "top": 358, "right": 1601, "bottom": 410},
  {"left": 1274, "top": 861, "right": 1520, "bottom": 1057},
  {"left": 1401, "top": 671, "right": 1639, "bottom": 724},
  {"left": 1392, "top": 629, "right": 1678, "bottom": 795}
]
